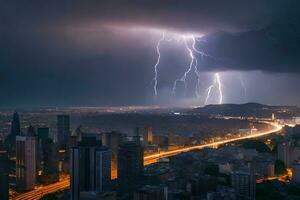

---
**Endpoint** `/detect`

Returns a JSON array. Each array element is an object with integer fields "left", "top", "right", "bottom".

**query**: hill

[{"left": 190, "top": 103, "right": 295, "bottom": 118}]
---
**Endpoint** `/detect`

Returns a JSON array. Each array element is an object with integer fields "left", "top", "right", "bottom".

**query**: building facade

[
  {"left": 71, "top": 136, "right": 112, "bottom": 200},
  {"left": 16, "top": 136, "right": 36, "bottom": 191},
  {"left": 143, "top": 127, "right": 153, "bottom": 145},
  {"left": 0, "top": 142, "right": 9, "bottom": 200},
  {"left": 231, "top": 170, "right": 256, "bottom": 200},
  {"left": 57, "top": 115, "right": 70, "bottom": 147},
  {"left": 118, "top": 141, "right": 144, "bottom": 185}
]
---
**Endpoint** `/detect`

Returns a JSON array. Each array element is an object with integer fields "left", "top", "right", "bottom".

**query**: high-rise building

[
  {"left": 153, "top": 135, "right": 168, "bottom": 146},
  {"left": 37, "top": 127, "right": 49, "bottom": 140},
  {"left": 118, "top": 141, "right": 144, "bottom": 185},
  {"left": 278, "top": 142, "right": 291, "bottom": 167},
  {"left": 36, "top": 127, "right": 50, "bottom": 177},
  {"left": 168, "top": 130, "right": 175, "bottom": 146},
  {"left": 71, "top": 136, "right": 112, "bottom": 200},
  {"left": 143, "top": 127, "right": 153, "bottom": 145},
  {"left": 231, "top": 170, "right": 256, "bottom": 200},
  {"left": 68, "top": 126, "right": 82, "bottom": 150},
  {"left": 42, "top": 139, "right": 59, "bottom": 183},
  {"left": 102, "top": 132, "right": 121, "bottom": 157},
  {"left": 0, "top": 142, "right": 9, "bottom": 200},
  {"left": 11, "top": 112, "right": 21, "bottom": 136},
  {"left": 250, "top": 157, "right": 275, "bottom": 177},
  {"left": 16, "top": 136, "right": 36, "bottom": 191},
  {"left": 5, "top": 112, "right": 21, "bottom": 156},
  {"left": 27, "top": 125, "right": 36, "bottom": 137},
  {"left": 291, "top": 161, "right": 300, "bottom": 183},
  {"left": 102, "top": 131, "right": 122, "bottom": 178},
  {"left": 57, "top": 115, "right": 70, "bottom": 147}
]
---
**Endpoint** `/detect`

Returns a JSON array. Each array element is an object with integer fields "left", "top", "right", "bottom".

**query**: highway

[
  {"left": 13, "top": 178, "right": 69, "bottom": 200},
  {"left": 13, "top": 121, "right": 282, "bottom": 200},
  {"left": 144, "top": 121, "right": 282, "bottom": 164}
]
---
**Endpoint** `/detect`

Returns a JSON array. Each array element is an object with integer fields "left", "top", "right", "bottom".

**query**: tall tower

[
  {"left": 70, "top": 136, "right": 111, "bottom": 200},
  {"left": 42, "top": 139, "right": 59, "bottom": 183},
  {"left": 11, "top": 112, "right": 21, "bottom": 136},
  {"left": 118, "top": 141, "right": 144, "bottom": 185},
  {"left": 57, "top": 115, "right": 70, "bottom": 147},
  {"left": 231, "top": 170, "right": 256, "bottom": 200},
  {"left": 16, "top": 136, "right": 36, "bottom": 191},
  {"left": 143, "top": 127, "right": 153, "bottom": 145},
  {"left": 5, "top": 112, "right": 21, "bottom": 156},
  {"left": 278, "top": 142, "right": 291, "bottom": 167},
  {"left": 102, "top": 131, "right": 122, "bottom": 179},
  {"left": 168, "top": 130, "right": 175, "bottom": 146},
  {"left": 0, "top": 141, "right": 9, "bottom": 200}
]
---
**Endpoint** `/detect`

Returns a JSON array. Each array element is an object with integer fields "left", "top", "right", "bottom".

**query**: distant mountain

[{"left": 190, "top": 103, "right": 296, "bottom": 118}]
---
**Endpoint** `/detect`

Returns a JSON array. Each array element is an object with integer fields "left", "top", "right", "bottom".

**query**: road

[
  {"left": 143, "top": 121, "right": 282, "bottom": 164},
  {"left": 13, "top": 178, "right": 69, "bottom": 200},
  {"left": 13, "top": 121, "right": 282, "bottom": 200}
]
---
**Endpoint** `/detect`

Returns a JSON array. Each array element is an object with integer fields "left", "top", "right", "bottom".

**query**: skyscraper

[
  {"left": 27, "top": 125, "right": 36, "bottom": 137},
  {"left": 16, "top": 136, "right": 36, "bottom": 191},
  {"left": 57, "top": 115, "right": 70, "bottom": 147},
  {"left": 5, "top": 112, "right": 21, "bottom": 156},
  {"left": 36, "top": 127, "right": 50, "bottom": 177},
  {"left": 71, "top": 136, "right": 112, "bottom": 200},
  {"left": 143, "top": 127, "right": 153, "bottom": 145},
  {"left": 168, "top": 130, "right": 175, "bottom": 146},
  {"left": 278, "top": 142, "right": 291, "bottom": 167},
  {"left": 118, "top": 141, "right": 144, "bottom": 185},
  {"left": 42, "top": 139, "right": 59, "bottom": 183},
  {"left": 291, "top": 162, "right": 300, "bottom": 183},
  {"left": 0, "top": 142, "right": 9, "bottom": 200},
  {"left": 11, "top": 112, "right": 21, "bottom": 136},
  {"left": 231, "top": 170, "right": 256, "bottom": 200},
  {"left": 37, "top": 127, "right": 49, "bottom": 140},
  {"left": 102, "top": 131, "right": 122, "bottom": 178}
]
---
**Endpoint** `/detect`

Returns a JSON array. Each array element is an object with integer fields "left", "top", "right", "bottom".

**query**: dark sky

[{"left": 1, "top": 1, "right": 300, "bottom": 107}]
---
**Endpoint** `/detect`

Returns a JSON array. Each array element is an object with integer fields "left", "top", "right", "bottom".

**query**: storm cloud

[{"left": 1, "top": 1, "right": 300, "bottom": 106}]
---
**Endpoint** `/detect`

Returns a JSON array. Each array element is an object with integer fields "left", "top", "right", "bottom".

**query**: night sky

[{"left": 1, "top": 1, "right": 300, "bottom": 107}]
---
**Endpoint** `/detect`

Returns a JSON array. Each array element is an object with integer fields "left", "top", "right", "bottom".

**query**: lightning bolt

[
  {"left": 172, "top": 37, "right": 196, "bottom": 96},
  {"left": 191, "top": 37, "right": 201, "bottom": 98},
  {"left": 205, "top": 84, "right": 214, "bottom": 105},
  {"left": 216, "top": 73, "right": 223, "bottom": 104},
  {"left": 153, "top": 33, "right": 165, "bottom": 97},
  {"left": 238, "top": 74, "right": 247, "bottom": 99},
  {"left": 152, "top": 32, "right": 222, "bottom": 105},
  {"left": 205, "top": 72, "right": 223, "bottom": 105}
]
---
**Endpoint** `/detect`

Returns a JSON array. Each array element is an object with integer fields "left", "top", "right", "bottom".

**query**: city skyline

[{"left": 1, "top": 2, "right": 300, "bottom": 200}]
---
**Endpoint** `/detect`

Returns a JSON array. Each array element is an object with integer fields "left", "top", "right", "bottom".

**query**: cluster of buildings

[
  {"left": 1, "top": 112, "right": 68, "bottom": 194},
  {"left": 0, "top": 112, "right": 149, "bottom": 200},
  {"left": 137, "top": 145, "right": 261, "bottom": 200},
  {"left": 277, "top": 125, "right": 300, "bottom": 183},
  {"left": 2, "top": 111, "right": 300, "bottom": 200}
]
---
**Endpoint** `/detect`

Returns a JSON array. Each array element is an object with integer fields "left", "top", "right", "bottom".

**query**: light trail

[
  {"left": 144, "top": 121, "right": 281, "bottom": 161},
  {"left": 13, "top": 178, "right": 69, "bottom": 200},
  {"left": 14, "top": 121, "right": 282, "bottom": 200}
]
